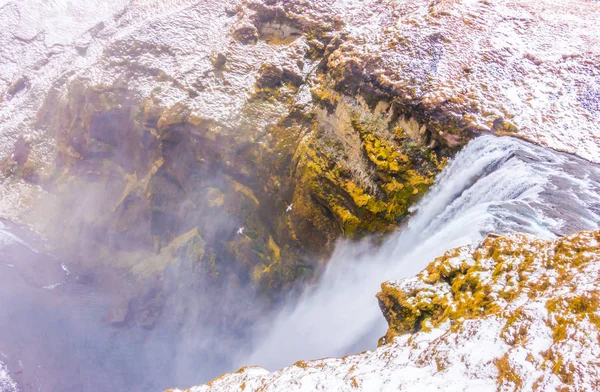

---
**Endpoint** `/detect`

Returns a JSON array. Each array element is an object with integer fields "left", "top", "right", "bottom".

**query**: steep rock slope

[
  {"left": 177, "top": 230, "right": 600, "bottom": 391},
  {"left": 0, "top": 0, "right": 448, "bottom": 306},
  {"left": 1, "top": 0, "right": 599, "bottom": 325}
]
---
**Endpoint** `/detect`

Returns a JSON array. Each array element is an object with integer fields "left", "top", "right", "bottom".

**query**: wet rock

[
  {"left": 0, "top": 137, "right": 40, "bottom": 183},
  {"left": 20, "top": 0, "right": 484, "bottom": 306},
  {"left": 12, "top": 138, "right": 31, "bottom": 167},
  {"left": 282, "top": 68, "right": 304, "bottom": 87},
  {"left": 492, "top": 117, "right": 518, "bottom": 134},
  {"left": 256, "top": 64, "right": 284, "bottom": 89}
]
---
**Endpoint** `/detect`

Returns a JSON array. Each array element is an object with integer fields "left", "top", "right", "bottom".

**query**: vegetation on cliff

[
  {"left": 0, "top": 0, "right": 471, "bottom": 314},
  {"left": 178, "top": 230, "right": 600, "bottom": 391}
]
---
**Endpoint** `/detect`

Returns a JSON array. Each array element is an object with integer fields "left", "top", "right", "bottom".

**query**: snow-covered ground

[
  {"left": 1, "top": 0, "right": 599, "bottom": 222},
  {"left": 0, "top": 359, "right": 17, "bottom": 392},
  {"left": 2, "top": 0, "right": 599, "bottom": 160},
  {"left": 179, "top": 230, "right": 600, "bottom": 392},
  {"left": 330, "top": 0, "right": 600, "bottom": 162},
  {"left": 0, "top": 0, "right": 199, "bottom": 157}
]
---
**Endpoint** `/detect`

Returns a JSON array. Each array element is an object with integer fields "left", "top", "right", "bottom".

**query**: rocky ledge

[{"left": 175, "top": 230, "right": 600, "bottom": 391}]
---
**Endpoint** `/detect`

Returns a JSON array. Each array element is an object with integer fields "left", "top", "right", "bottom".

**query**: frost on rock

[{"left": 177, "top": 230, "right": 600, "bottom": 392}]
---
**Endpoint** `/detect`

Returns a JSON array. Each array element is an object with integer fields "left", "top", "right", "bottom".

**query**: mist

[
  {"left": 239, "top": 135, "right": 600, "bottom": 370},
  {"left": 0, "top": 219, "right": 264, "bottom": 391},
  {"left": 1, "top": 135, "right": 599, "bottom": 391},
  {"left": 0, "top": 117, "right": 272, "bottom": 391}
]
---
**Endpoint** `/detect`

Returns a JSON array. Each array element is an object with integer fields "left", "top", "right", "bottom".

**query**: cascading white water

[{"left": 241, "top": 135, "right": 600, "bottom": 370}]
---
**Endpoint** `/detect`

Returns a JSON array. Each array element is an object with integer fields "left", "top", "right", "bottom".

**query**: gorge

[{"left": 1, "top": 0, "right": 599, "bottom": 391}]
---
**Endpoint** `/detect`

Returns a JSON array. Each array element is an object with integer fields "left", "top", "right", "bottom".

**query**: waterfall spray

[{"left": 242, "top": 135, "right": 600, "bottom": 370}]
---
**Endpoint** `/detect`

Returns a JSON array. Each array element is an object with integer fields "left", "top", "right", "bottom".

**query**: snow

[
  {"left": 0, "top": 360, "right": 17, "bottom": 392},
  {"left": 178, "top": 231, "right": 600, "bottom": 392},
  {"left": 238, "top": 135, "right": 600, "bottom": 374},
  {"left": 181, "top": 323, "right": 500, "bottom": 392},
  {"left": 0, "top": 1, "right": 599, "bottom": 388},
  {"left": 329, "top": 0, "right": 600, "bottom": 162},
  {"left": 1, "top": 0, "right": 600, "bottom": 222},
  {"left": 1, "top": 0, "right": 599, "bottom": 158}
]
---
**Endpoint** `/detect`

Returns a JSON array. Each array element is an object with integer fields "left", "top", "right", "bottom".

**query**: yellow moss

[
  {"left": 129, "top": 228, "right": 205, "bottom": 278},
  {"left": 113, "top": 171, "right": 139, "bottom": 211},
  {"left": 342, "top": 180, "right": 387, "bottom": 214},
  {"left": 376, "top": 281, "right": 450, "bottom": 342},
  {"left": 310, "top": 87, "right": 339, "bottom": 105},
  {"left": 293, "top": 360, "right": 309, "bottom": 369},
  {"left": 551, "top": 319, "right": 569, "bottom": 342},
  {"left": 267, "top": 236, "right": 281, "bottom": 262},
  {"left": 343, "top": 181, "right": 372, "bottom": 208},
  {"left": 251, "top": 237, "right": 282, "bottom": 285},
  {"left": 360, "top": 131, "right": 409, "bottom": 174},
  {"left": 545, "top": 291, "right": 600, "bottom": 343},
  {"left": 495, "top": 353, "right": 523, "bottom": 391},
  {"left": 383, "top": 180, "right": 405, "bottom": 193},
  {"left": 231, "top": 180, "right": 260, "bottom": 205},
  {"left": 331, "top": 205, "right": 362, "bottom": 236},
  {"left": 252, "top": 265, "right": 264, "bottom": 282},
  {"left": 188, "top": 114, "right": 204, "bottom": 127}
]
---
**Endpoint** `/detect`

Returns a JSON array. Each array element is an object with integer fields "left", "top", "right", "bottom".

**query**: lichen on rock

[
  {"left": 180, "top": 230, "right": 600, "bottom": 392},
  {"left": 377, "top": 230, "right": 600, "bottom": 390}
]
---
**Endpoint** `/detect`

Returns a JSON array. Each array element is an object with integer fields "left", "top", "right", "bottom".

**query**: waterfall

[{"left": 241, "top": 135, "right": 600, "bottom": 370}]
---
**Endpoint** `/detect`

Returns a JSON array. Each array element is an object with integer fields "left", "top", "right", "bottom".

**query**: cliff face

[
  {"left": 0, "top": 0, "right": 599, "bottom": 390},
  {"left": 1, "top": 0, "right": 456, "bottom": 306},
  {"left": 2, "top": 0, "right": 599, "bottom": 302},
  {"left": 178, "top": 230, "right": 600, "bottom": 392}
]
